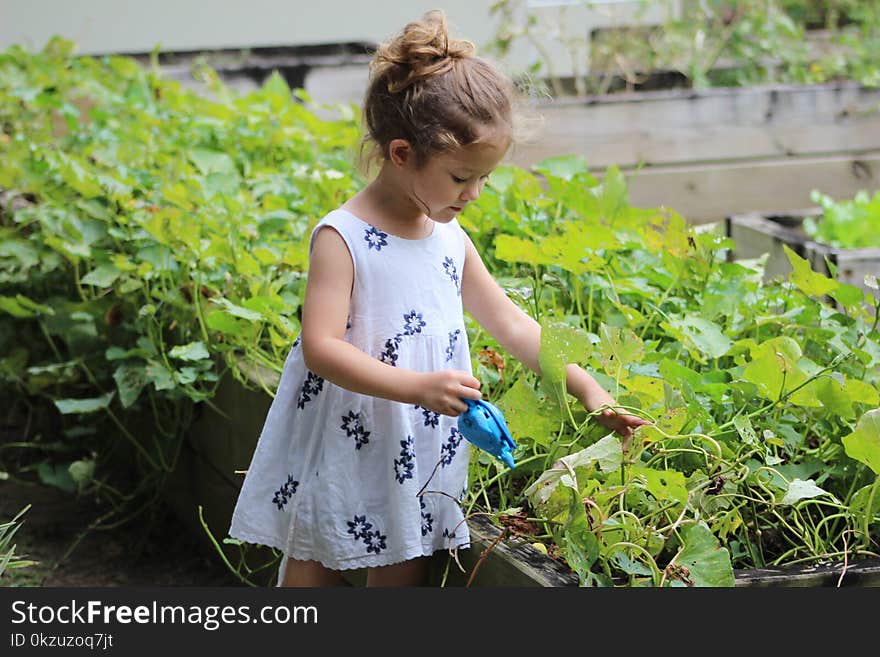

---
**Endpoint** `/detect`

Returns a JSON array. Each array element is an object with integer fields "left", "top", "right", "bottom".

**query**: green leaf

[
  {"left": 563, "top": 488, "right": 602, "bottom": 586},
  {"left": 169, "top": 341, "right": 210, "bottom": 361},
  {"left": 37, "top": 462, "right": 76, "bottom": 494},
  {"left": 842, "top": 409, "right": 880, "bottom": 475},
  {"left": 497, "top": 377, "right": 561, "bottom": 446},
  {"left": 523, "top": 435, "right": 622, "bottom": 508},
  {"left": 779, "top": 478, "right": 834, "bottom": 505},
  {"left": 68, "top": 458, "right": 95, "bottom": 493},
  {"left": 212, "top": 298, "right": 264, "bottom": 322},
  {"left": 113, "top": 363, "right": 147, "bottom": 408},
  {"left": 629, "top": 465, "right": 688, "bottom": 505},
  {"left": 81, "top": 263, "right": 121, "bottom": 287},
  {"left": 661, "top": 316, "right": 732, "bottom": 362},
  {"left": 672, "top": 523, "right": 735, "bottom": 587},
  {"left": 54, "top": 392, "right": 115, "bottom": 414},
  {"left": 188, "top": 149, "right": 238, "bottom": 177},
  {"left": 783, "top": 244, "right": 838, "bottom": 297},
  {"left": 538, "top": 319, "right": 593, "bottom": 407},
  {"left": 733, "top": 415, "right": 760, "bottom": 447},
  {"left": 598, "top": 323, "right": 644, "bottom": 372},
  {"left": 145, "top": 361, "right": 175, "bottom": 391},
  {"left": 533, "top": 154, "right": 590, "bottom": 181}
]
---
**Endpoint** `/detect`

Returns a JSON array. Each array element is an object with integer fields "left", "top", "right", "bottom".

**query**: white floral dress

[{"left": 228, "top": 208, "right": 473, "bottom": 581}]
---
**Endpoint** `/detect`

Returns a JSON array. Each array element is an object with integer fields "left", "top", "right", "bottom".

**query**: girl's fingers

[{"left": 461, "top": 386, "right": 482, "bottom": 400}]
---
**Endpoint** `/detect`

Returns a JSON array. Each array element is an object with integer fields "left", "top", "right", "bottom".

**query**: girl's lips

[{"left": 450, "top": 206, "right": 463, "bottom": 212}]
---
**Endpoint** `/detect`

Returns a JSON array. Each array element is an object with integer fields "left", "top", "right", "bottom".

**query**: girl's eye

[{"left": 452, "top": 175, "right": 467, "bottom": 184}]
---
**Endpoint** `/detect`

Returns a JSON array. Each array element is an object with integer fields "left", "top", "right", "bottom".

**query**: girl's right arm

[{"left": 301, "top": 226, "right": 481, "bottom": 417}]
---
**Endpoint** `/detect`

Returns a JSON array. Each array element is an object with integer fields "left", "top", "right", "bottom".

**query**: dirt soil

[{"left": 1, "top": 479, "right": 241, "bottom": 587}]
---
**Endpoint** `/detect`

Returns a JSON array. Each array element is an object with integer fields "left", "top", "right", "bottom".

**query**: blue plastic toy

[{"left": 457, "top": 398, "right": 517, "bottom": 469}]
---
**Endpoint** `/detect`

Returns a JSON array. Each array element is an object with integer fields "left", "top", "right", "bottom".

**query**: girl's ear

[{"left": 388, "top": 139, "right": 413, "bottom": 168}]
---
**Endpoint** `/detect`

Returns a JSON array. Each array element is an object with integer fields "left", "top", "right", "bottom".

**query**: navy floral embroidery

[
  {"left": 271, "top": 475, "right": 299, "bottom": 510},
  {"left": 346, "top": 315, "right": 352, "bottom": 330},
  {"left": 414, "top": 404, "right": 440, "bottom": 428},
  {"left": 364, "top": 226, "right": 388, "bottom": 251},
  {"left": 440, "top": 426, "right": 464, "bottom": 467},
  {"left": 442, "top": 528, "right": 457, "bottom": 539},
  {"left": 346, "top": 515, "right": 372, "bottom": 540},
  {"left": 293, "top": 335, "right": 301, "bottom": 348},
  {"left": 341, "top": 410, "right": 371, "bottom": 449},
  {"left": 443, "top": 256, "right": 461, "bottom": 295},
  {"left": 394, "top": 436, "right": 415, "bottom": 484},
  {"left": 347, "top": 515, "right": 387, "bottom": 555},
  {"left": 364, "top": 530, "right": 388, "bottom": 554},
  {"left": 403, "top": 310, "right": 425, "bottom": 336},
  {"left": 297, "top": 371, "right": 325, "bottom": 409},
  {"left": 379, "top": 334, "right": 402, "bottom": 366},
  {"left": 420, "top": 497, "right": 434, "bottom": 536},
  {"left": 445, "top": 329, "right": 461, "bottom": 362}
]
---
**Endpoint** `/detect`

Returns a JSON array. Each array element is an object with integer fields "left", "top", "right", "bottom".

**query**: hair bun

[{"left": 372, "top": 10, "right": 475, "bottom": 93}]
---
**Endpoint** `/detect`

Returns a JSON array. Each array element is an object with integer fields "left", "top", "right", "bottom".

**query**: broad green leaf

[
  {"left": 741, "top": 337, "right": 819, "bottom": 406},
  {"left": 493, "top": 234, "right": 547, "bottom": 267},
  {"left": 206, "top": 311, "right": 244, "bottom": 335},
  {"left": 733, "top": 415, "right": 760, "bottom": 447},
  {"left": 81, "top": 263, "right": 121, "bottom": 287},
  {"left": 783, "top": 244, "right": 838, "bottom": 297},
  {"left": 672, "top": 523, "right": 735, "bottom": 587},
  {"left": 538, "top": 319, "right": 593, "bottom": 408},
  {"left": 54, "top": 392, "right": 114, "bottom": 414},
  {"left": 533, "top": 154, "right": 590, "bottom": 180},
  {"left": 212, "top": 297, "right": 264, "bottom": 322},
  {"left": 169, "top": 341, "right": 210, "bottom": 361},
  {"left": 629, "top": 465, "right": 688, "bottom": 505},
  {"left": 564, "top": 488, "right": 603, "bottom": 586},
  {"left": 842, "top": 409, "right": 880, "bottom": 475},
  {"left": 779, "top": 478, "right": 834, "bottom": 505},
  {"left": 145, "top": 361, "right": 175, "bottom": 391},
  {"left": 599, "top": 323, "right": 644, "bottom": 373},
  {"left": 497, "top": 377, "right": 560, "bottom": 446},
  {"left": 188, "top": 149, "right": 238, "bottom": 177},
  {"left": 68, "top": 458, "right": 95, "bottom": 493},
  {"left": 661, "top": 316, "right": 732, "bottom": 362},
  {"left": 850, "top": 483, "right": 880, "bottom": 518},
  {"left": 523, "top": 435, "right": 622, "bottom": 507},
  {"left": 37, "top": 462, "right": 76, "bottom": 494},
  {"left": 113, "top": 363, "right": 147, "bottom": 408}
]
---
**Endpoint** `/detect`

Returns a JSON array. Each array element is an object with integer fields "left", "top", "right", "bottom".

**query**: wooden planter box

[
  {"left": 148, "top": 46, "right": 880, "bottom": 225},
  {"left": 514, "top": 81, "right": 880, "bottom": 224},
  {"left": 166, "top": 361, "right": 880, "bottom": 587},
  {"left": 726, "top": 208, "right": 880, "bottom": 304}
]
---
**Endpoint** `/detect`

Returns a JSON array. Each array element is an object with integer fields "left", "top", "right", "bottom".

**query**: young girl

[{"left": 228, "top": 10, "right": 649, "bottom": 587}]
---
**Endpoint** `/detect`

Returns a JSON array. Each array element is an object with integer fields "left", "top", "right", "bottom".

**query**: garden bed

[
  {"left": 726, "top": 208, "right": 880, "bottom": 301},
  {"left": 172, "top": 367, "right": 880, "bottom": 588}
]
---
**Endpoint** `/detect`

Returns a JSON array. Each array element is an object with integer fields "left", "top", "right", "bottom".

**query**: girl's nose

[{"left": 460, "top": 180, "right": 481, "bottom": 202}]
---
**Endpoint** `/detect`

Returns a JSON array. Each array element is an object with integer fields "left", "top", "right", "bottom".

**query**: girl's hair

[{"left": 359, "top": 10, "right": 517, "bottom": 171}]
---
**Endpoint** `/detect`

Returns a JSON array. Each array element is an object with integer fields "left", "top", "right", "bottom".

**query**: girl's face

[{"left": 397, "top": 131, "right": 510, "bottom": 222}]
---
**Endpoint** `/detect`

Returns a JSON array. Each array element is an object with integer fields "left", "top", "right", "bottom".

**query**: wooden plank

[
  {"left": 618, "top": 152, "right": 880, "bottom": 224},
  {"left": 509, "top": 82, "right": 880, "bottom": 168},
  {"left": 734, "top": 560, "right": 880, "bottom": 587},
  {"left": 443, "top": 515, "right": 580, "bottom": 587}
]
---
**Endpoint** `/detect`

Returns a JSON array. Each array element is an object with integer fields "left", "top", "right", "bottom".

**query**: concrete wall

[{"left": 0, "top": 0, "right": 660, "bottom": 77}]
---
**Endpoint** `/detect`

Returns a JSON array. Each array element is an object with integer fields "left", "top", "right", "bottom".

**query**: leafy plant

[
  {"left": 487, "top": 0, "right": 880, "bottom": 95},
  {"left": 3, "top": 40, "right": 879, "bottom": 586},
  {"left": 0, "top": 505, "right": 37, "bottom": 578},
  {"left": 804, "top": 189, "right": 880, "bottom": 248},
  {"left": 0, "top": 37, "right": 361, "bottom": 526}
]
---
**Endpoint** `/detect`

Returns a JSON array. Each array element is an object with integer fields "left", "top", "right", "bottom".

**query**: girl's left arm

[{"left": 460, "top": 233, "right": 651, "bottom": 440}]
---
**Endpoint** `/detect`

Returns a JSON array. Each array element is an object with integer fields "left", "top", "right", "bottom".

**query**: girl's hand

[
  {"left": 594, "top": 407, "right": 652, "bottom": 445},
  {"left": 417, "top": 370, "right": 482, "bottom": 417},
  {"left": 580, "top": 386, "right": 652, "bottom": 445}
]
